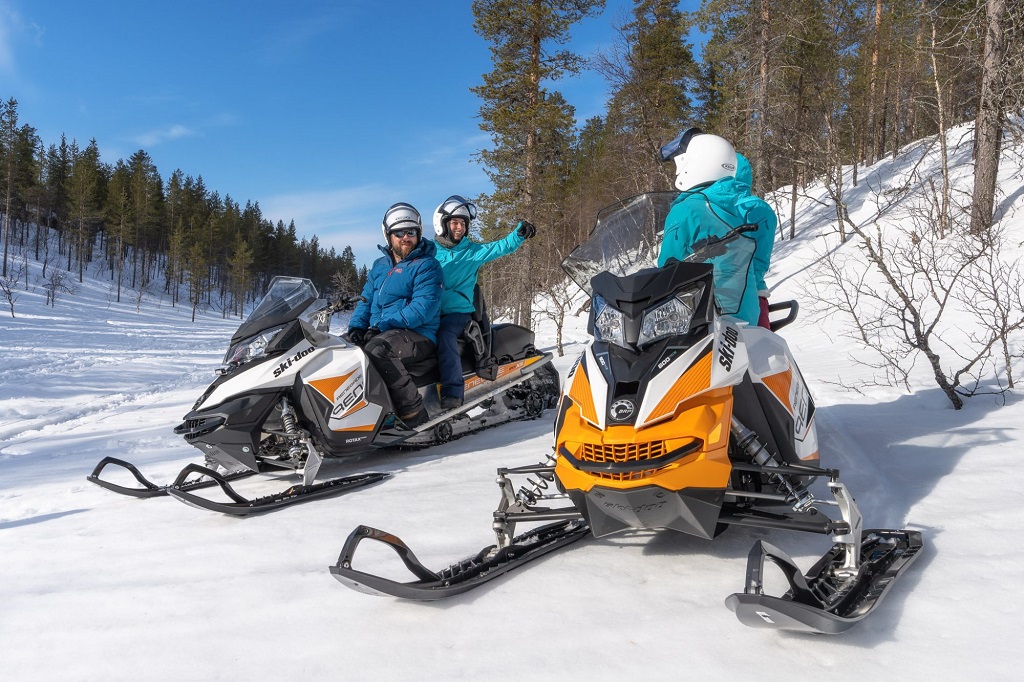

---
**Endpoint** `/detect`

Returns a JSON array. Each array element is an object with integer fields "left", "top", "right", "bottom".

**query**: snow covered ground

[{"left": 2, "top": 129, "right": 1023, "bottom": 681}]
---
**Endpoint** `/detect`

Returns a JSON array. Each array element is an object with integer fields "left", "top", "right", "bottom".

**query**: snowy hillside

[{"left": 2, "top": 126, "right": 1022, "bottom": 681}]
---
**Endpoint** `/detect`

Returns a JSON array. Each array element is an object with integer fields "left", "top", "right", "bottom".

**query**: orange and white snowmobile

[
  {"left": 330, "top": 193, "right": 922, "bottom": 634},
  {"left": 88, "top": 276, "right": 558, "bottom": 515}
]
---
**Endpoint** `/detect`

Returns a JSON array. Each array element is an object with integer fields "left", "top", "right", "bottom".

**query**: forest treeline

[
  {"left": 0, "top": 98, "right": 366, "bottom": 318},
  {"left": 1, "top": 0, "right": 1021, "bottom": 325},
  {"left": 468, "top": 0, "right": 1021, "bottom": 324}
]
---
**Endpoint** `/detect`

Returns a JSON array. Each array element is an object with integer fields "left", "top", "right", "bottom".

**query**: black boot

[
  {"left": 440, "top": 395, "right": 463, "bottom": 411},
  {"left": 400, "top": 408, "right": 429, "bottom": 429}
]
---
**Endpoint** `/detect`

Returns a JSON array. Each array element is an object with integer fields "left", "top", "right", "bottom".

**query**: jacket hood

[{"left": 674, "top": 177, "right": 743, "bottom": 217}]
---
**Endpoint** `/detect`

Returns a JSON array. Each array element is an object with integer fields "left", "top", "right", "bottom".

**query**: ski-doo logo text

[
  {"left": 718, "top": 326, "right": 739, "bottom": 371},
  {"left": 609, "top": 399, "right": 636, "bottom": 422},
  {"left": 273, "top": 346, "right": 316, "bottom": 378}
]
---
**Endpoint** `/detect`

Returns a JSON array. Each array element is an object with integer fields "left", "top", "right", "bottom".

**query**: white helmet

[
  {"left": 381, "top": 202, "right": 422, "bottom": 241},
  {"left": 432, "top": 195, "right": 477, "bottom": 240},
  {"left": 671, "top": 133, "right": 737, "bottom": 191}
]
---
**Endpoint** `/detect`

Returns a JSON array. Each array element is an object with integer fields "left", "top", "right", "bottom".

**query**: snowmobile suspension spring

[
  {"left": 280, "top": 398, "right": 305, "bottom": 461},
  {"left": 730, "top": 416, "right": 814, "bottom": 512},
  {"left": 517, "top": 450, "right": 559, "bottom": 505}
]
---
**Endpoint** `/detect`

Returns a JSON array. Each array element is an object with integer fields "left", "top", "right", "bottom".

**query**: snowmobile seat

[{"left": 458, "top": 286, "right": 499, "bottom": 380}]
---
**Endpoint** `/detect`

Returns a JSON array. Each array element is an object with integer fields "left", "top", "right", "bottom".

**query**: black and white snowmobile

[
  {"left": 88, "top": 276, "right": 559, "bottom": 515},
  {"left": 330, "top": 193, "right": 922, "bottom": 634}
]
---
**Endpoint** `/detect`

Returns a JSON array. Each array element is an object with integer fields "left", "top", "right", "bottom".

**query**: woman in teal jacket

[
  {"left": 431, "top": 195, "right": 535, "bottom": 409},
  {"left": 657, "top": 132, "right": 760, "bottom": 326}
]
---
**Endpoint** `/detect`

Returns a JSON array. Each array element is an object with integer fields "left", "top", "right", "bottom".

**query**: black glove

[
  {"left": 364, "top": 327, "right": 381, "bottom": 343},
  {"left": 516, "top": 220, "right": 536, "bottom": 239},
  {"left": 347, "top": 328, "right": 366, "bottom": 346}
]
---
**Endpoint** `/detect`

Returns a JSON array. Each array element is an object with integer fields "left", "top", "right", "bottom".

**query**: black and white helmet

[
  {"left": 381, "top": 202, "right": 422, "bottom": 241},
  {"left": 432, "top": 195, "right": 477, "bottom": 240}
]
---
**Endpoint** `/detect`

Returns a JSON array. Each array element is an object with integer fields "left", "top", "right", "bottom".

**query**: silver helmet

[
  {"left": 432, "top": 195, "right": 477, "bottom": 240},
  {"left": 381, "top": 202, "right": 422, "bottom": 241}
]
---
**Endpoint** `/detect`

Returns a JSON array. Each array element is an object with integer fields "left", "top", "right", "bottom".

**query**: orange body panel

[
  {"left": 308, "top": 370, "right": 357, "bottom": 403},
  {"left": 556, "top": 387, "right": 734, "bottom": 494},
  {"left": 760, "top": 369, "right": 793, "bottom": 412},
  {"left": 567, "top": 363, "right": 600, "bottom": 424},
  {"left": 645, "top": 351, "right": 713, "bottom": 424},
  {"left": 463, "top": 355, "right": 542, "bottom": 393}
]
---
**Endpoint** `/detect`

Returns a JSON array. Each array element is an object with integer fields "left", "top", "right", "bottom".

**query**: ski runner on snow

[
  {"left": 431, "top": 195, "right": 535, "bottom": 409},
  {"left": 347, "top": 203, "right": 442, "bottom": 428}
]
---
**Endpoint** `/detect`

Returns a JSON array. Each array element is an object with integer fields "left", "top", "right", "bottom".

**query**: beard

[{"left": 391, "top": 238, "right": 417, "bottom": 260}]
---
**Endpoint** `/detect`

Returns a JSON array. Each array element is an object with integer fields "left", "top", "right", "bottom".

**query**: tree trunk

[
  {"left": 789, "top": 70, "right": 804, "bottom": 240},
  {"left": 866, "top": 0, "right": 883, "bottom": 166},
  {"left": 930, "top": 19, "right": 951, "bottom": 237},
  {"left": 755, "top": 0, "right": 771, "bottom": 193},
  {"left": 970, "top": 0, "right": 1007, "bottom": 234}
]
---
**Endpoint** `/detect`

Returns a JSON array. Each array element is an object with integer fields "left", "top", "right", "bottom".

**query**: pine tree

[
  {"left": 471, "top": 0, "right": 604, "bottom": 323},
  {"left": 67, "top": 139, "right": 104, "bottom": 282},
  {"left": 597, "top": 0, "right": 698, "bottom": 192}
]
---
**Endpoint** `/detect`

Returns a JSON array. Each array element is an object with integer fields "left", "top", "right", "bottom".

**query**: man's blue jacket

[{"left": 349, "top": 238, "right": 443, "bottom": 343}]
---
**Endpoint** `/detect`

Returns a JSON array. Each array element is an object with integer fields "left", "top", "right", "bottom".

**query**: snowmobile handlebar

[{"left": 684, "top": 223, "right": 758, "bottom": 263}]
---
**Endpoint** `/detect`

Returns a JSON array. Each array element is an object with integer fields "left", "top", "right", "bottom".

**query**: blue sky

[{"left": 1, "top": 0, "right": 700, "bottom": 267}]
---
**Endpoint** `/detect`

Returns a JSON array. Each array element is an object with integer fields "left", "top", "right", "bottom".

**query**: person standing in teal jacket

[
  {"left": 733, "top": 153, "right": 778, "bottom": 328},
  {"left": 431, "top": 195, "right": 536, "bottom": 409},
  {"left": 657, "top": 130, "right": 761, "bottom": 326}
]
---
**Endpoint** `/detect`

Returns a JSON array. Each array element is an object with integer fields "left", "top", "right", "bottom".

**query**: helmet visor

[
  {"left": 442, "top": 195, "right": 477, "bottom": 221},
  {"left": 659, "top": 127, "right": 704, "bottom": 162}
]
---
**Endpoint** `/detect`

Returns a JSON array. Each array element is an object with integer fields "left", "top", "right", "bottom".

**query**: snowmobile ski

[
  {"left": 330, "top": 519, "right": 591, "bottom": 599},
  {"left": 725, "top": 529, "right": 924, "bottom": 634},
  {"left": 164, "top": 463, "right": 390, "bottom": 516},
  {"left": 87, "top": 456, "right": 258, "bottom": 499}
]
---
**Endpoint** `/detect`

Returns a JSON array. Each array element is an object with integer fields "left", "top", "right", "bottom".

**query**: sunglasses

[
  {"left": 659, "top": 127, "right": 704, "bottom": 162},
  {"left": 389, "top": 228, "right": 420, "bottom": 239}
]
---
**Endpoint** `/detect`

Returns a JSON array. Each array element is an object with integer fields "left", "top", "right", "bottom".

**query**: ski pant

[
  {"left": 437, "top": 312, "right": 472, "bottom": 400},
  {"left": 364, "top": 329, "right": 435, "bottom": 418}
]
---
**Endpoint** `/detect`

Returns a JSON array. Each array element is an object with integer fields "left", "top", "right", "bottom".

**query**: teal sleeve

[{"left": 471, "top": 229, "right": 525, "bottom": 264}]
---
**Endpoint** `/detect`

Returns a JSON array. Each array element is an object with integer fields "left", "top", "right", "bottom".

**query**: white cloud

[
  {"left": 132, "top": 124, "right": 195, "bottom": 148},
  {"left": 0, "top": 2, "right": 44, "bottom": 74},
  {"left": 0, "top": 3, "right": 18, "bottom": 73},
  {"left": 262, "top": 184, "right": 397, "bottom": 266}
]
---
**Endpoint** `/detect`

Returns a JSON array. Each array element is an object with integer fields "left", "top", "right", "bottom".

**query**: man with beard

[{"left": 347, "top": 203, "right": 443, "bottom": 428}]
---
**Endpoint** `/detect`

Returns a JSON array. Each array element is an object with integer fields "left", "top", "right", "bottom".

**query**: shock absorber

[
  {"left": 516, "top": 449, "right": 559, "bottom": 506},
  {"left": 731, "top": 415, "right": 814, "bottom": 512},
  {"left": 279, "top": 397, "right": 306, "bottom": 461}
]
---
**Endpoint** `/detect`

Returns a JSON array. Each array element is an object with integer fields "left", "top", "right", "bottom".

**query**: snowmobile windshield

[
  {"left": 248, "top": 277, "right": 320, "bottom": 322},
  {"left": 561, "top": 192, "right": 756, "bottom": 318},
  {"left": 561, "top": 192, "right": 677, "bottom": 296},
  {"left": 230, "top": 277, "right": 321, "bottom": 346}
]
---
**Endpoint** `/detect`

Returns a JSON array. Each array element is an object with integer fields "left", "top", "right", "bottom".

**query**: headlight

[
  {"left": 638, "top": 285, "right": 704, "bottom": 346},
  {"left": 223, "top": 325, "right": 286, "bottom": 366},
  {"left": 593, "top": 294, "right": 626, "bottom": 347}
]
